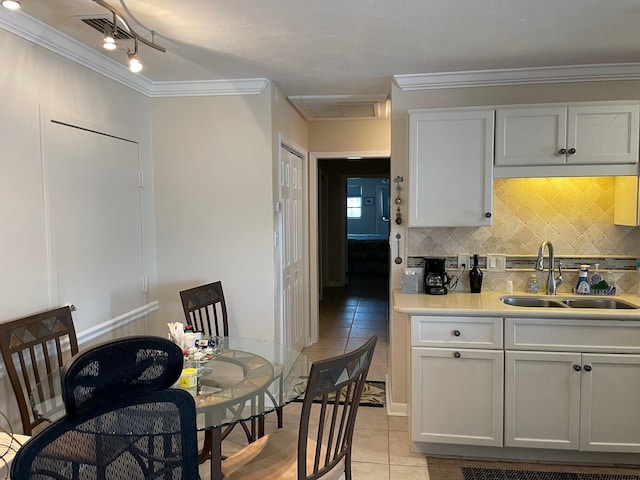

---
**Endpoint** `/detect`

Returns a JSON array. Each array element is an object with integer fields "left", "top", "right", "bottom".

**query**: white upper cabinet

[
  {"left": 495, "top": 101, "right": 639, "bottom": 177},
  {"left": 408, "top": 108, "right": 494, "bottom": 227}
]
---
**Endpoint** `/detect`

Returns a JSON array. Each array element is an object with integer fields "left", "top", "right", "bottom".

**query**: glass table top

[{"left": 30, "top": 336, "right": 311, "bottom": 431}]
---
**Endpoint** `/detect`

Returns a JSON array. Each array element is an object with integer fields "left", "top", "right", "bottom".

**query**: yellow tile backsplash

[{"left": 408, "top": 177, "right": 640, "bottom": 293}]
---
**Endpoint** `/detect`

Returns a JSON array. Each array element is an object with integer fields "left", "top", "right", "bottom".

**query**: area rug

[
  {"left": 292, "top": 379, "right": 385, "bottom": 408},
  {"left": 427, "top": 456, "right": 640, "bottom": 480}
]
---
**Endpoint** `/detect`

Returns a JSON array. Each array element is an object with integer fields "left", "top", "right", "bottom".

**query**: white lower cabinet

[
  {"left": 411, "top": 347, "right": 503, "bottom": 446},
  {"left": 410, "top": 313, "right": 504, "bottom": 447},
  {"left": 411, "top": 314, "right": 640, "bottom": 455},
  {"left": 580, "top": 353, "right": 640, "bottom": 452},
  {"left": 505, "top": 350, "right": 581, "bottom": 449},
  {"left": 505, "top": 328, "right": 640, "bottom": 452}
]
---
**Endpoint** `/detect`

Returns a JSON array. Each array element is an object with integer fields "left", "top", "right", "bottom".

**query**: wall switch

[
  {"left": 486, "top": 254, "right": 506, "bottom": 272},
  {"left": 457, "top": 254, "right": 470, "bottom": 270}
]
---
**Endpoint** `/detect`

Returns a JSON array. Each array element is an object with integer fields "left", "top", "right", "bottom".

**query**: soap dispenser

[
  {"left": 575, "top": 265, "right": 591, "bottom": 295},
  {"left": 590, "top": 263, "right": 603, "bottom": 286}
]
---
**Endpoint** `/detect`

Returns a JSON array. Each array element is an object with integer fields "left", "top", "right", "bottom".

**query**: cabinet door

[
  {"left": 495, "top": 106, "right": 567, "bottom": 166},
  {"left": 504, "top": 350, "right": 581, "bottom": 450},
  {"left": 614, "top": 176, "right": 640, "bottom": 226},
  {"left": 408, "top": 109, "right": 493, "bottom": 227},
  {"left": 411, "top": 347, "right": 503, "bottom": 446},
  {"left": 580, "top": 353, "right": 640, "bottom": 452},
  {"left": 568, "top": 104, "right": 639, "bottom": 165}
]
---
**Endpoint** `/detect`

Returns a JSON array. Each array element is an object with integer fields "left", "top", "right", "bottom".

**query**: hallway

[{"left": 303, "top": 272, "right": 389, "bottom": 382}]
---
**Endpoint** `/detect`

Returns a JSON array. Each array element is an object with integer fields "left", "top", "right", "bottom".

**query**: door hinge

[
  {"left": 138, "top": 170, "right": 144, "bottom": 189},
  {"left": 142, "top": 275, "right": 148, "bottom": 293}
]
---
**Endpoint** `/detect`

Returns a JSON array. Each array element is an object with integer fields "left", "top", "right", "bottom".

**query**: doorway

[{"left": 310, "top": 155, "right": 390, "bottom": 346}]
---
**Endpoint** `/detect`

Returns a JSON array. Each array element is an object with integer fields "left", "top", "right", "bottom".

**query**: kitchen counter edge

[{"left": 393, "top": 290, "right": 640, "bottom": 320}]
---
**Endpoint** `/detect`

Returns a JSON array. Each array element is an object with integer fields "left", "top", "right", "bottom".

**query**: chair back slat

[
  {"left": 298, "top": 335, "right": 377, "bottom": 480},
  {"left": 179, "top": 281, "right": 229, "bottom": 337},
  {"left": 0, "top": 306, "right": 78, "bottom": 435}
]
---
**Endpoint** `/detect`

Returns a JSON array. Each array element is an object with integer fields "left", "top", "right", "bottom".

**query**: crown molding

[
  {"left": 394, "top": 64, "right": 640, "bottom": 91},
  {"left": 0, "top": 9, "right": 269, "bottom": 97},
  {"left": 148, "top": 78, "right": 270, "bottom": 97}
]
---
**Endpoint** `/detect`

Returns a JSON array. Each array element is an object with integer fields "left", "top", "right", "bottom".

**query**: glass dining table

[{"left": 29, "top": 336, "right": 311, "bottom": 480}]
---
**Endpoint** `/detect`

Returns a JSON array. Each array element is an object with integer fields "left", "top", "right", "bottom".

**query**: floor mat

[
  {"left": 292, "top": 379, "right": 385, "bottom": 407},
  {"left": 427, "top": 456, "right": 640, "bottom": 480},
  {"left": 462, "top": 467, "right": 640, "bottom": 480}
]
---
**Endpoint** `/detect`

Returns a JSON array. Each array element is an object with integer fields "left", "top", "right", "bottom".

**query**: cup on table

[
  {"left": 196, "top": 336, "right": 224, "bottom": 358},
  {"left": 179, "top": 367, "right": 197, "bottom": 389}
]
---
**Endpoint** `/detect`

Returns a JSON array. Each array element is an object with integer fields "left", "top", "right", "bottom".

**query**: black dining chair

[
  {"left": 0, "top": 305, "right": 78, "bottom": 435},
  {"left": 10, "top": 336, "right": 199, "bottom": 480},
  {"left": 220, "top": 335, "right": 377, "bottom": 480}
]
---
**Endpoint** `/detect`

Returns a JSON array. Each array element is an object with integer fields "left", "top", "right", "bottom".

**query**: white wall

[
  {"left": 151, "top": 93, "right": 279, "bottom": 341},
  {"left": 0, "top": 27, "right": 156, "bottom": 429}
]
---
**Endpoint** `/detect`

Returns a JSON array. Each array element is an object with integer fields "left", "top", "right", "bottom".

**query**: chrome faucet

[{"left": 535, "top": 240, "right": 565, "bottom": 295}]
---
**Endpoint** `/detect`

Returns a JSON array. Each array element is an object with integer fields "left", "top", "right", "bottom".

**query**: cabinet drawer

[
  {"left": 505, "top": 317, "right": 640, "bottom": 353},
  {"left": 411, "top": 316, "right": 503, "bottom": 348}
]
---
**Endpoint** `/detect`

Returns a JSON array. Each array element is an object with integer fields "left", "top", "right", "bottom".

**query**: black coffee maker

[{"left": 424, "top": 257, "right": 451, "bottom": 295}]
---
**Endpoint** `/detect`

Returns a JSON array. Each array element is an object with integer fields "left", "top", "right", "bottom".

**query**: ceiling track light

[
  {"left": 92, "top": 0, "right": 165, "bottom": 73},
  {"left": 128, "top": 38, "right": 142, "bottom": 73},
  {"left": 102, "top": 12, "right": 117, "bottom": 50},
  {"left": 1, "top": 0, "right": 21, "bottom": 10}
]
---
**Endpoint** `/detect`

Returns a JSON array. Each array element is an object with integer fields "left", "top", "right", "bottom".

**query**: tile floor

[{"left": 201, "top": 272, "right": 430, "bottom": 480}]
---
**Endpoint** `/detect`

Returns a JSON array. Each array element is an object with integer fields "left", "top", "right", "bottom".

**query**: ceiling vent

[
  {"left": 288, "top": 95, "right": 390, "bottom": 121},
  {"left": 81, "top": 16, "right": 134, "bottom": 40}
]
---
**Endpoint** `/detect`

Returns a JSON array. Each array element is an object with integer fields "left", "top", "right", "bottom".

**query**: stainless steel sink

[
  {"left": 560, "top": 298, "right": 639, "bottom": 309},
  {"left": 500, "top": 295, "right": 639, "bottom": 309},
  {"left": 500, "top": 296, "right": 567, "bottom": 308}
]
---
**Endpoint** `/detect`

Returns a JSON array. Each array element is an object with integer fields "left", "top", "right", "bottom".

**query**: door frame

[{"left": 308, "top": 150, "right": 390, "bottom": 345}]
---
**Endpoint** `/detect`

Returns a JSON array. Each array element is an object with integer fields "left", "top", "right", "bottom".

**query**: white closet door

[
  {"left": 281, "top": 146, "right": 305, "bottom": 351},
  {"left": 45, "top": 120, "right": 144, "bottom": 332}
]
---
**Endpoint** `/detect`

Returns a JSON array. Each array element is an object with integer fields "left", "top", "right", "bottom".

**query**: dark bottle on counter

[{"left": 469, "top": 254, "right": 483, "bottom": 293}]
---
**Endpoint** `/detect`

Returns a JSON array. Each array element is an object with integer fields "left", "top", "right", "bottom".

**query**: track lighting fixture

[
  {"left": 102, "top": 12, "right": 117, "bottom": 50},
  {"left": 92, "top": 0, "right": 165, "bottom": 74},
  {"left": 1, "top": 0, "right": 21, "bottom": 10},
  {"left": 128, "top": 38, "right": 142, "bottom": 73}
]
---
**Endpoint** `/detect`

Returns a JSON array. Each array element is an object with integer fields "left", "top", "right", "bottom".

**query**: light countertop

[{"left": 394, "top": 290, "right": 640, "bottom": 320}]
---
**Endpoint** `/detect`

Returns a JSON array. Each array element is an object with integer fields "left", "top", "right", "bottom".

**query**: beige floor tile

[
  {"left": 319, "top": 326, "right": 351, "bottom": 339},
  {"left": 302, "top": 347, "right": 346, "bottom": 362},
  {"left": 352, "top": 428, "right": 389, "bottom": 464},
  {"left": 350, "top": 326, "right": 388, "bottom": 340},
  {"left": 354, "top": 405, "right": 389, "bottom": 431},
  {"left": 390, "top": 464, "right": 430, "bottom": 480},
  {"left": 389, "top": 430, "right": 427, "bottom": 466},
  {"left": 366, "top": 363, "right": 388, "bottom": 382},
  {"left": 351, "top": 461, "right": 391, "bottom": 480},
  {"left": 388, "top": 415, "right": 408, "bottom": 432},
  {"left": 313, "top": 335, "right": 349, "bottom": 350}
]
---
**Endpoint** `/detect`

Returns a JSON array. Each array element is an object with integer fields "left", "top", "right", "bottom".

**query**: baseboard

[{"left": 385, "top": 374, "right": 407, "bottom": 416}]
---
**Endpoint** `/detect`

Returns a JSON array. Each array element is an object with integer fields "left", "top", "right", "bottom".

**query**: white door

[
  {"left": 495, "top": 106, "right": 567, "bottom": 166},
  {"left": 45, "top": 120, "right": 144, "bottom": 332},
  {"left": 408, "top": 108, "right": 494, "bottom": 227},
  {"left": 281, "top": 146, "right": 305, "bottom": 350},
  {"left": 504, "top": 350, "right": 581, "bottom": 450},
  {"left": 411, "top": 347, "right": 504, "bottom": 446},
  {"left": 580, "top": 353, "right": 640, "bottom": 452},
  {"left": 568, "top": 104, "right": 639, "bottom": 165}
]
